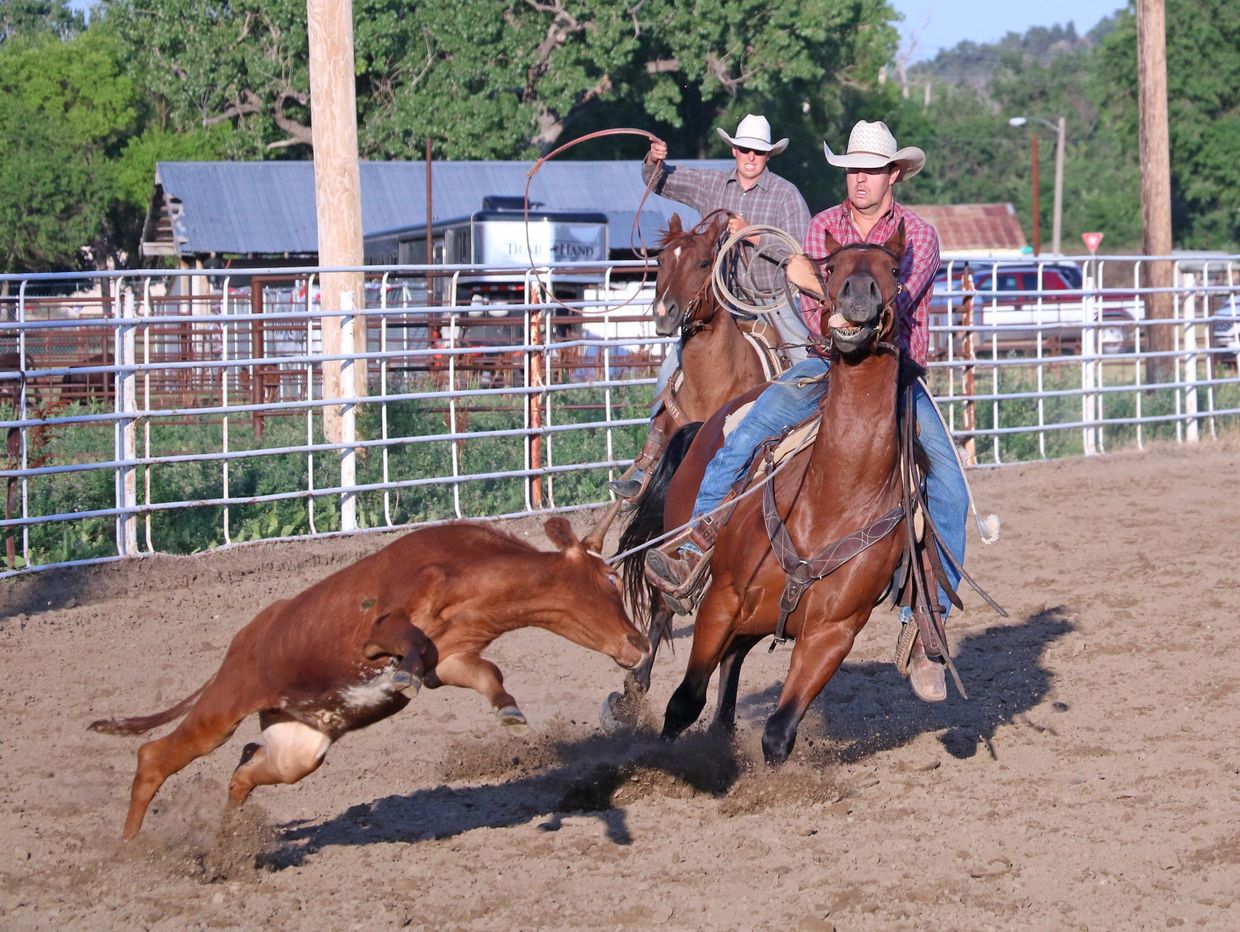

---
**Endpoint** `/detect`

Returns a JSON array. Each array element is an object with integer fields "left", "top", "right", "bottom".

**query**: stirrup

[{"left": 644, "top": 550, "right": 714, "bottom": 599}]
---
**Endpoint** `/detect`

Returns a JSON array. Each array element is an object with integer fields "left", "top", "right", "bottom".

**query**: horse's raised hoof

[
  {"left": 909, "top": 652, "right": 947, "bottom": 703},
  {"left": 496, "top": 705, "right": 528, "bottom": 726}
]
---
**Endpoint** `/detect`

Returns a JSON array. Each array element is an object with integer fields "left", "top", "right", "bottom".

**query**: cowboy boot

[
  {"left": 643, "top": 518, "right": 718, "bottom": 614},
  {"left": 895, "top": 606, "right": 947, "bottom": 702},
  {"left": 609, "top": 424, "right": 667, "bottom": 500}
]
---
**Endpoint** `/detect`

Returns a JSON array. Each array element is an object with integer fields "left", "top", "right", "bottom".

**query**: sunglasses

[{"left": 734, "top": 146, "right": 769, "bottom": 156}]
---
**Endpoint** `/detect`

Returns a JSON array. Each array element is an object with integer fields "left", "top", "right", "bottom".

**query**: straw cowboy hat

[
  {"left": 716, "top": 114, "right": 789, "bottom": 156},
  {"left": 823, "top": 120, "right": 925, "bottom": 180}
]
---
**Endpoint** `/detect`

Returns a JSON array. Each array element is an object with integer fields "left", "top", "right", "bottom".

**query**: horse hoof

[
  {"left": 909, "top": 654, "right": 947, "bottom": 703},
  {"left": 599, "top": 690, "right": 643, "bottom": 733},
  {"left": 497, "top": 706, "right": 527, "bottom": 726}
]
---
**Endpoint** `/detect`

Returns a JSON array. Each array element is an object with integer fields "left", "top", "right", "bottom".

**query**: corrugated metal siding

[{"left": 156, "top": 159, "right": 737, "bottom": 258}]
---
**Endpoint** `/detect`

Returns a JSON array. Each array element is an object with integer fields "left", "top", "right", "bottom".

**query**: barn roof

[
  {"left": 141, "top": 159, "right": 737, "bottom": 261},
  {"left": 912, "top": 203, "right": 1029, "bottom": 256}
]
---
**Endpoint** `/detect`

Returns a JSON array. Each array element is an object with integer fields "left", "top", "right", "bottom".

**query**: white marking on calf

[
  {"left": 341, "top": 670, "right": 400, "bottom": 711},
  {"left": 260, "top": 721, "right": 331, "bottom": 779}
]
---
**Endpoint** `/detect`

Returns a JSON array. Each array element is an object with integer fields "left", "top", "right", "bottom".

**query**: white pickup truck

[{"left": 928, "top": 262, "right": 1144, "bottom": 357}]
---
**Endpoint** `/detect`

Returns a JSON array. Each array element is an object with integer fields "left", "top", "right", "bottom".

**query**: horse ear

[
  {"left": 543, "top": 516, "right": 579, "bottom": 551},
  {"left": 822, "top": 231, "right": 844, "bottom": 255},
  {"left": 884, "top": 220, "right": 906, "bottom": 262},
  {"left": 668, "top": 213, "right": 683, "bottom": 235}
]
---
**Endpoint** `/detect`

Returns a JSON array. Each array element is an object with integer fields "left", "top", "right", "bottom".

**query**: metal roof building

[
  {"left": 141, "top": 159, "right": 736, "bottom": 264},
  {"left": 912, "top": 203, "right": 1029, "bottom": 257}
]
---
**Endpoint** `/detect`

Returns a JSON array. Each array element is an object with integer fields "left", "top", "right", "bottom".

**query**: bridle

[
  {"left": 656, "top": 211, "right": 731, "bottom": 341},
  {"left": 795, "top": 244, "right": 905, "bottom": 356}
]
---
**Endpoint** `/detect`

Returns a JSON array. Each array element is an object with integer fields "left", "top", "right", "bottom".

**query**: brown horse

[
  {"left": 612, "top": 212, "right": 783, "bottom": 499},
  {"left": 604, "top": 212, "right": 784, "bottom": 712},
  {"left": 655, "top": 225, "right": 911, "bottom": 763},
  {"left": 648, "top": 211, "right": 778, "bottom": 425}
]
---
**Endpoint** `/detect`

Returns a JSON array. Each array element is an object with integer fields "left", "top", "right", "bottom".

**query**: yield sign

[{"left": 1081, "top": 231, "right": 1104, "bottom": 253}]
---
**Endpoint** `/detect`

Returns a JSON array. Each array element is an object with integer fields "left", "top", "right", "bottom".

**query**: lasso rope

[
  {"left": 712, "top": 224, "right": 805, "bottom": 316},
  {"left": 522, "top": 128, "right": 663, "bottom": 316}
]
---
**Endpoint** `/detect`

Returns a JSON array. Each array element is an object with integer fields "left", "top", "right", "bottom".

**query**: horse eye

[
  {"left": 698, "top": 260, "right": 710, "bottom": 269},
  {"left": 606, "top": 573, "right": 620, "bottom": 590}
]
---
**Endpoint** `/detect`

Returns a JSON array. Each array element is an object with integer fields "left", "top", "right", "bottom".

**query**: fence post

[
  {"left": 1081, "top": 270, "right": 1100, "bottom": 455},
  {"left": 960, "top": 266, "right": 976, "bottom": 466},
  {"left": 527, "top": 280, "right": 545, "bottom": 510},
  {"left": 1181, "top": 269, "right": 1199, "bottom": 444},
  {"left": 117, "top": 289, "right": 139, "bottom": 556},
  {"left": 339, "top": 288, "right": 358, "bottom": 532}
]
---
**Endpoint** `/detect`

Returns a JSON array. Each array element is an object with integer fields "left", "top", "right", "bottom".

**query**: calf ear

[{"left": 543, "top": 516, "right": 579, "bottom": 551}]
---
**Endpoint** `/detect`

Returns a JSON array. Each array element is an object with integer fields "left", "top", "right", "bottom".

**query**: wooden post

[
  {"left": 960, "top": 267, "right": 976, "bottom": 467},
  {"left": 1031, "top": 132, "right": 1040, "bottom": 257},
  {"left": 528, "top": 281, "right": 545, "bottom": 509},
  {"left": 1137, "top": 0, "right": 1174, "bottom": 381},
  {"left": 307, "top": 0, "right": 366, "bottom": 444}
]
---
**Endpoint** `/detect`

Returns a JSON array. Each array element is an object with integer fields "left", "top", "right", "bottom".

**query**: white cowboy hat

[
  {"left": 823, "top": 120, "right": 925, "bottom": 180},
  {"left": 716, "top": 114, "right": 789, "bottom": 156}
]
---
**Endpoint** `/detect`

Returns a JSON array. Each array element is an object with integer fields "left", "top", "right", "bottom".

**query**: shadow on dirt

[
  {"left": 741, "top": 605, "right": 1076, "bottom": 764},
  {"left": 264, "top": 608, "right": 1071, "bottom": 868},
  {"left": 266, "top": 729, "right": 744, "bottom": 869}
]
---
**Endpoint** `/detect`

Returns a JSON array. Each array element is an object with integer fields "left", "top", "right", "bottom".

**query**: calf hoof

[
  {"left": 496, "top": 705, "right": 527, "bottom": 727},
  {"left": 393, "top": 671, "right": 422, "bottom": 698}
]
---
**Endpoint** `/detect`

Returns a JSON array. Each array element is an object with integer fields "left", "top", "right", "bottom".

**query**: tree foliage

[{"left": 3, "top": 0, "right": 1240, "bottom": 273}]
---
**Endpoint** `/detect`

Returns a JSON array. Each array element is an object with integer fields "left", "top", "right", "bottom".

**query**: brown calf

[{"left": 90, "top": 516, "right": 648, "bottom": 840}]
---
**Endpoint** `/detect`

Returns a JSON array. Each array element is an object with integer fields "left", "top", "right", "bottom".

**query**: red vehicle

[{"left": 929, "top": 262, "right": 1143, "bottom": 357}]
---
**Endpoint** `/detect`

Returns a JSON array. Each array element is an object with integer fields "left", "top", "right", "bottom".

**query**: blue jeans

[{"left": 690, "top": 358, "right": 968, "bottom": 620}]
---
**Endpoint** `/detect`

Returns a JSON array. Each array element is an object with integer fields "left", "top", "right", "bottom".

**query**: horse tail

[
  {"left": 88, "top": 678, "right": 212, "bottom": 736},
  {"left": 619, "top": 421, "right": 703, "bottom": 623}
]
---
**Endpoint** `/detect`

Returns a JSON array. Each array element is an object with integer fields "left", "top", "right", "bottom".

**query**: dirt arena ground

[{"left": 2, "top": 439, "right": 1239, "bottom": 929}]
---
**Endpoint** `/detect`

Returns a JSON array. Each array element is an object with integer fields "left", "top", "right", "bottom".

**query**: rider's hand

[
  {"left": 785, "top": 254, "right": 825, "bottom": 298},
  {"left": 727, "top": 215, "right": 760, "bottom": 246},
  {"left": 647, "top": 139, "right": 668, "bottom": 163}
]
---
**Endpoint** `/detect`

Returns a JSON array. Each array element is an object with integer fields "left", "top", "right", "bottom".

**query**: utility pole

[
  {"left": 1052, "top": 116, "right": 1065, "bottom": 256},
  {"left": 1137, "top": 0, "right": 1174, "bottom": 376},
  {"left": 307, "top": 0, "right": 366, "bottom": 442},
  {"left": 1031, "top": 132, "right": 1040, "bottom": 256}
]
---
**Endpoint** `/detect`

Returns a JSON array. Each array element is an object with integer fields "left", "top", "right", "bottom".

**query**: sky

[{"left": 889, "top": 0, "right": 1129, "bottom": 62}]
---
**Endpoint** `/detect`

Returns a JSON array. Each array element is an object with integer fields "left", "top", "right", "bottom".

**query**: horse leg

[
  {"left": 662, "top": 592, "right": 739, "bottom": 740},
  {"left": 761, "top": 620, "right": 860, "bottom": 765},
  {"left": 709, "top": 633, "right": 763, "bottom": 733},
  {"left": 629, "top": 606, "right": 672, "bottom": 694}
]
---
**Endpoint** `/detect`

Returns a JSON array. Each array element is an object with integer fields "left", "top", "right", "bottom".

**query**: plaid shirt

[
  {"left": 642, "top": 159, "right": 811, "bottom": 294},
  {"left": 803, "top": 199, "right": 940, "bottom": 365}
]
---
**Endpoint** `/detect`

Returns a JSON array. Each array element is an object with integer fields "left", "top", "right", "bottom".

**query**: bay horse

[
  {"left": 646, "top": 211, "right": 781, "bottom": 427},
  {"left": 653, "top": 224, "right": 914, "bottom": 763},
  {"left": 603, "top": 211, "right": 785, "bottom": 712}
]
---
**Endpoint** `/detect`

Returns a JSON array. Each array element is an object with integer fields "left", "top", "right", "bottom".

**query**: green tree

[
  {"left": 106, "top": 0, "right": 900, "bottom": 171},
  {"left": 0, "top": 23, "right": 145, "bottom": 270},
  {"left": 1095, "top": 0, "right": 1240, "bottom": 250},
  {"left": 0, "top": 0, "right": 83, "bottom": 43},
  {"left": 0, "top": 90, "right": 94, "bottom": 275}
]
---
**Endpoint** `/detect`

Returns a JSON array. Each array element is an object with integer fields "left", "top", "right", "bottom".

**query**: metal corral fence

[{"left": 2, "top": 254, "right": 1238, "bottom": 577}]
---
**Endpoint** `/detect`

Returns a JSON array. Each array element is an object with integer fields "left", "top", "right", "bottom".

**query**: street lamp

[{"left": 1009, "top": 115, "right": 1066, "bottom": 256}]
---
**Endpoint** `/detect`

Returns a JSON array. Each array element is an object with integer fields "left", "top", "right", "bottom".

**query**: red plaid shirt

[{"left": 802, "top": 199, "right": 940, "bottom": 365}]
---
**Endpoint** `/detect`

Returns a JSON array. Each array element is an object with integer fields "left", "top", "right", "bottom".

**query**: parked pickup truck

[{"left": 928, "top": 262, "right": 1144, "bottom": 358}]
